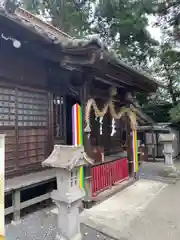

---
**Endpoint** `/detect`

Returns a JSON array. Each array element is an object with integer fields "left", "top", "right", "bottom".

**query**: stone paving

[
  {"left": 126, "top": 179, "right": 180, "bottom": 240},
  {"left": 6, "top": 178, "right": 167, "bottom": 240},
  {"left": 81, "top": 179, "right": 167, "bottom": 239}
]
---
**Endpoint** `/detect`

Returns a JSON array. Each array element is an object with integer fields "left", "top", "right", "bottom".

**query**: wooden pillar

[
  {"left": 152, "top": 130, "right": 156, "bottom": 162},
  {"left": 80, "top": 75, "right": 92, "bottom": 156},
  {"left": 48, "top": 92, "right": 54, "bottom": 156},
  {"left": 156, "top": 132, "right": 158, "bottom": 158},
  {"left": 126, "top": 113, "right": 133, "bottom": 176},
  {"left": 80, "top": 73, "right": 93, "bottom": 207}
]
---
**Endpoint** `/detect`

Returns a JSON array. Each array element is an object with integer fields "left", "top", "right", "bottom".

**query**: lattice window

[
  {"left": 0, "top": 86, "right": 49, "bottom": 176},
  {"left": 0, "top": 87, "right": 16, "bottom": 126},
  {"left": 17, "top": 90, "right": 48, "bottom": 127},
  {"left": 70, "top": 168, "right": 79, "bottom": 187}
]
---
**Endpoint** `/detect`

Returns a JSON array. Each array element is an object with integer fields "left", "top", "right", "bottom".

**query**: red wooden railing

[{"left": 91, "top": 158, "right": 129, "bottom": 197}]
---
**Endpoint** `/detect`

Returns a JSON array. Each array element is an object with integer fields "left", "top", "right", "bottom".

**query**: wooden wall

[
  {"left": 0, "top": 45, "right": 47, "bottom": 88},
  {"left": 0, "top": 47, "right": 50, "bottom": 178}
]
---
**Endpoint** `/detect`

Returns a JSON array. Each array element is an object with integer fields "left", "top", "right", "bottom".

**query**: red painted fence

[{"left": 91, "top": 158, "right": 129, "bottom": 197}]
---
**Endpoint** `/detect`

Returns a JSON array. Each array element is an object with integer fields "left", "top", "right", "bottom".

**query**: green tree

[
  {"left": 139, "top": 0, "right": 180, "bottom": 121},
  {"left": 149, "top": 40, "right": 180, "bottom": 121},
  {"left": 20, "top": 0, "right": 94, "bottom": 36},
  {"left": 93, "top": 0, "right": 158, "bottom": 66},
  {"left": 153, "top": 43, "right": 180, "bottom": 104}
]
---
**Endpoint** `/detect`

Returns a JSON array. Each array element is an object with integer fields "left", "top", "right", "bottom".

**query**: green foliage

[
  {"left": 152, "top": 42, "right": 180, "bottom": 103},
  {"left": 141, "top": 0, "right": 180, "bottom": 122},
  {"left": 21, "top": 0, "right": 94, "bottom": 36},
  {"left": 93, "top": 0, "right": 158, "bottom": 65},
  {"left": 144, "top": 103, "right": 172, "bottom": 122},
  {"left": 150, "top": 0, "right": 180, "bottom": 42},
  {"left": 170, "top": 103, "right": 180, "bottom": 122},
  {"left": 148, "top": 40, "right": 180, "bottom": 121}
]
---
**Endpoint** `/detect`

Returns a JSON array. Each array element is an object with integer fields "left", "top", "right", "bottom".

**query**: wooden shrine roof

[
  {"left": 130, "top": 103, "right": 171, "bottom": 132},
  {"left": 0, "top": 1, "right": 159, "bottom": 92}
]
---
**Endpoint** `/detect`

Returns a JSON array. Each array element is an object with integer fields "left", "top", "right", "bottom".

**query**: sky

[{"left": 147, "top": 15, "right": 162, "bottom": 42}]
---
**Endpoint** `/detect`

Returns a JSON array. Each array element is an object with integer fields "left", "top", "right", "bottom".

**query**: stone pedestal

[
  {"left": 42, "top": 145, "right": 93, "bottom": 240},
  {"left": 83, "top": 165, "right": 93, "bottom": 209},
  {"left": 53, "top": 194, "right": 83, "bottom": 240}
]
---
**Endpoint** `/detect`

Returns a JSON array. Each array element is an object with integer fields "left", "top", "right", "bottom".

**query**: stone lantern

[
  {"left": 42, "top": 145, "right": 93, "bottom": 240},
  {"left": 159, "top": 133, "right": 178, "bottom": 176}
]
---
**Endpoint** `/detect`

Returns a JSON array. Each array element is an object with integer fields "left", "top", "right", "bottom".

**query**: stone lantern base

[{"left": 161, "top": 165, "right": 180, "bottom": 178}]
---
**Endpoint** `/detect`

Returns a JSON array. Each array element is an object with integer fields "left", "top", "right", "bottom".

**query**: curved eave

[{"left": 103, "top": 52, "right": 158, "bottom": 93}]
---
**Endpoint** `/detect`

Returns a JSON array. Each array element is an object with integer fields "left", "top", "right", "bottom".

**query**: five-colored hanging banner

[
  {"left": 72, "top": 104, "right": 84, "bottom": 188},
  {"left": 132, "top": 129, "right": 139, "bottom": 173}
]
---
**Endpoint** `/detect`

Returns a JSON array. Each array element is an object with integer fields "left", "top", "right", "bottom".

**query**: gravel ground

[
  {"left": 6, "top": 179, "right": 180, "bottom": 240},
  {"left": 5, "top": 207, "right": 114, "bottom": 240},
  {"left": 5, "top": 161, "right": 180, "bottom": 240}
]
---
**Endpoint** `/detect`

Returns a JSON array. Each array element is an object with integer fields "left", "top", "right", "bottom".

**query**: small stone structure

[
  {"left": 159, "top": 133, "right": 178, "bottom": 177},
  {"left": 159, "top": 133, "right": 176, "bottom": 166},
  {"left": 42, "top": 145, "right": 93, "bottom": 240}
]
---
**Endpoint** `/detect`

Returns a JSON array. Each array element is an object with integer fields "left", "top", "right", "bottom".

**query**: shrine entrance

[
  {"left": 82, "top": 88, "right": 135, "bottom": 198},
  {"left": 89, "top": 111, "right": 129, "bottom": 197}
]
